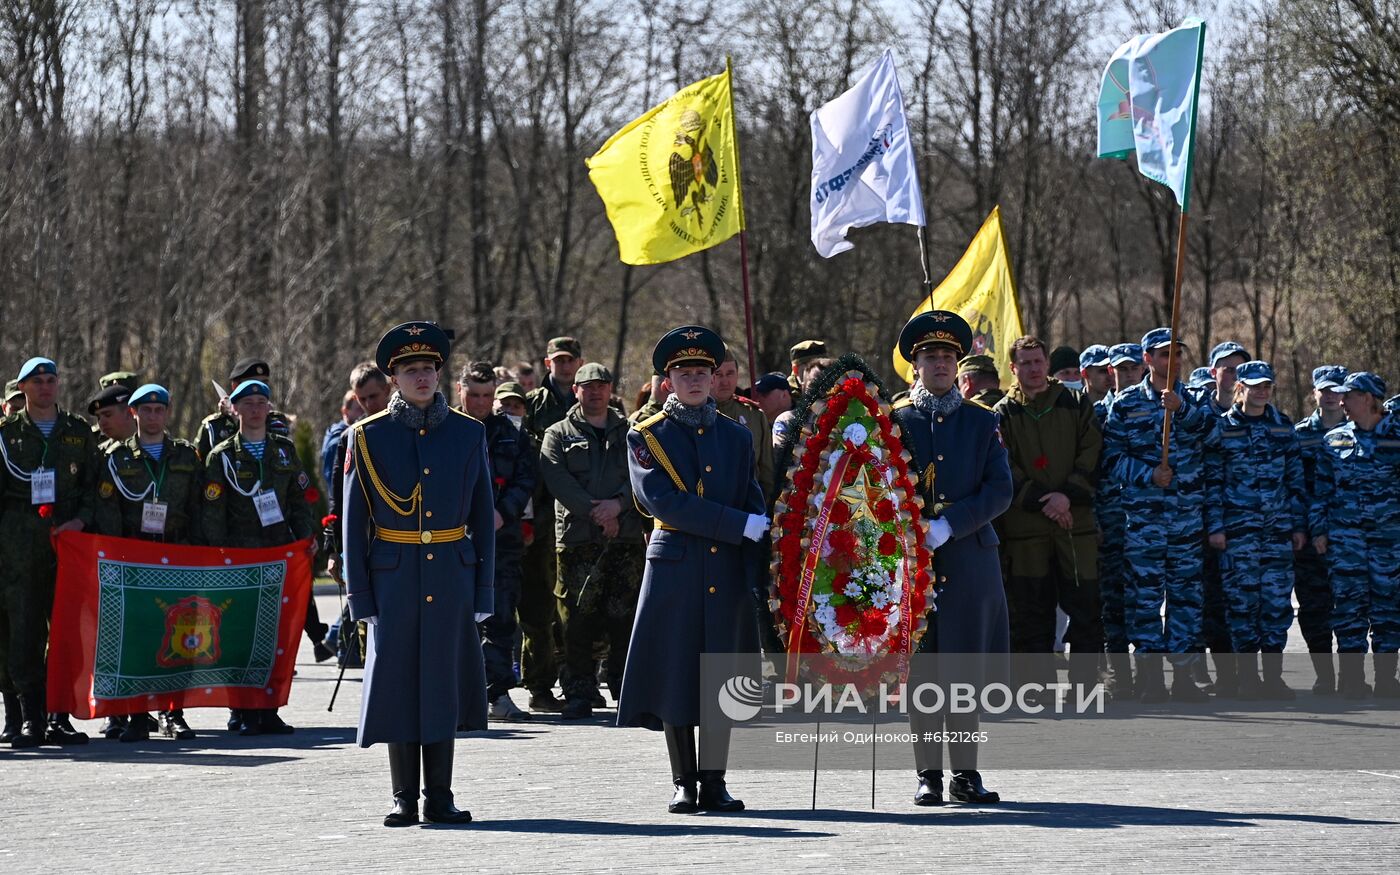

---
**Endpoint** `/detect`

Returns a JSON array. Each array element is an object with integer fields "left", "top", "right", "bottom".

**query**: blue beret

[
  {"left": 1140, "top": 328, "right": 1187, "bottom": 351},
  {"left": 1235, "top": 360, "right": 1275, "bottom": 385},
  {"left": 1338, "top": 371, "right": 1386, "bottom": 399},
  {"left": 129, "top": 383, "right": 170, "bottom": 407},
  {"left": 1109, "top": 343, "right": 1143, "bottom": 365},
  {"left": 17, "top": 357, "right": 56, "bottom": 382},
  {"left": 1311, "top": 365, "right": 1347, "bottom": 390},
  {"left": 1209, "top": 341, "right": 1249, "bottom": 366},
  {"left": 230, "top": 380, "right": 271, "bottom": 403},
  {"left": 1079, "top": 344, "right": 1112, "bottom": 369},
  {"left": 1187, "top": 367, "right": 1216, "bottom": 389}
]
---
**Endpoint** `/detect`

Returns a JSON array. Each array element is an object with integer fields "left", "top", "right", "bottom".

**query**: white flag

[{"left": 809, "top": 50, "right": 925, "bottom": 258}]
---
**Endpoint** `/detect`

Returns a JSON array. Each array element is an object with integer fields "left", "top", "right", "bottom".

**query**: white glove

[
  {"left": 365, "top": 616, "right": 377, "bottom": 627},
  {"left": 743, "top": 514, "right": 770, "bottom": 542},
  {"left": 925, "top": 518, "right": 953, "bottom": 550},
  {"left": 474, "top": 612, "right": 492, "bottom": 623}
]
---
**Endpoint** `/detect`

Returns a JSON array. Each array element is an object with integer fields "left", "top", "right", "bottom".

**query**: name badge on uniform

[
  {"left": 31, "top": 468, "right": 55, "bottom": 505},
  {"left": 141, "top": 501, "right": 168, "bottom": 535},
  {"left": 254, "top": 490, "right": 285, "bottom": 527}
]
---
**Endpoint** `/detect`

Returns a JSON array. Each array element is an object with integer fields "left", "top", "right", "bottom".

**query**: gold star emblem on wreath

[
  {"left": 681, "top": 329, "right": 702, "bottom": 340},
  {"left": 406, "top": 326, "right": 426, "bottom": 336}
]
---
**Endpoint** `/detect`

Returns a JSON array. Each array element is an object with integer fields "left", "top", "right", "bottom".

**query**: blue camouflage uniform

[
  {"left": 1293, "top": 365, "right": 1348, "bottom": 654},
  {"left": 1096, "top": 343, "right": 1141, "bottom": 659},
  {"left": 1102, "top": 342, "right": 1215, "bottom": 661},
  {"left": 1204, "top": 374, "right": 1307, "bottom": 654},
  {"left": 1309, "top": 373, "right": 1400, "bottom": 655}
]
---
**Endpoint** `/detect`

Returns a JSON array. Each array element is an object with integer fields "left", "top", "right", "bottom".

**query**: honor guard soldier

[
  {"left": 200, "top": 379, "right": 315, "bottom": 735},
  {"left": 893, "top": 311, "right": 1013, "bottom": 806},
  {"left": 94, "top": 384, "right": 204, "bottom": 741},
  {"left": 344, "top": 322, "right": 496, "bottom": 826},
  {"left": 620, "top": 326, "right": 767, "bottom": 815},
  {"left": 0, "top": 357, "right": 98, "bottom": 748},
  {"left": 1310, "top": 372, "right": 1400, "bottom": 698},
  {"left": 1294, "top": 366, "right": 1348, "bottom": 693},
  {"left": 195, "top": 358, "right": 292, "bottom": 459},
  {"left": 88, "top": 384, "right": 136, "bottom": 448}
]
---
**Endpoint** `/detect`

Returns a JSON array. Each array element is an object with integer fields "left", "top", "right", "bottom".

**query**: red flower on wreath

[
  {"left": 878, "top": 532, "right": 897, "bottom": 556},
  {"left": 828, "top": 528, "right": 857, "bottom": 557},
  {"left": 874, "top": 498, "right": 896, "bottom": 522},
  {"left": 859, "top": 607, "right": 888, "bottom": 637},
  {"left": 829, "top": 501, "right": 851, "bottom": 526},
  {"left": 793, "top": 469, "right": 814, "bottom": 492},
  {"left": 817, "top": 412, "right": 839, "bottom": 433},
  {"left": 781, "top": 512, "right": 804, "bottom": 534},
  {"left": 829, "top": 395, "right": 850, "bottom": 416},
  {"left": 835, "top": 602, "right": 860, "bottom": 629},
  {"left": 842, "top": 378, "right": 865, "bottom": 395},
  {"left": 805, "top": 434, "right": 827, "bottom": 454}
]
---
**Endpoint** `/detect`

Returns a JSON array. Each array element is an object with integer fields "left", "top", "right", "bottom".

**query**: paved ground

[{"left": 2, "top": 592, "right": 1398, "bottom": 873}]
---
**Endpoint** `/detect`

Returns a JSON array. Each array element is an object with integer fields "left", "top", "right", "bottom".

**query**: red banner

[{"left": 47, "top": 532, "right": 313, "bottom": 718}]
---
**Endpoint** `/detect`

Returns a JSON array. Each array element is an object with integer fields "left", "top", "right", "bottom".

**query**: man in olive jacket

[
  {"left": 993, "top": 336, "right": 1103, "bottom": 690},
  {"left": 538, "top": 363, "right": 645, "bottom": 719}
]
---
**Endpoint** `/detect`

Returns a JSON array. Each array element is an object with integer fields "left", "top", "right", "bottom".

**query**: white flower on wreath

[
  {"left": 843, "top": 581, "right": 863, "bottom": 599},
  {"left": 870, "top": 590, "right": 890, "bottom": 610},
  {"left": 843, "top": 422, "right": 868, "bottom": 446},
  {"left": 814, "top": 604, "right": 836, "bottom": 626},
  {"left": 814, "top": 592, "right": 831, "bottom": 605}
]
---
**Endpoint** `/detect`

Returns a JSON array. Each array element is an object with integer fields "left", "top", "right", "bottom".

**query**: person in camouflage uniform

[
  {"left": 1294, "top": 365, "right": 1348, "bottom": 693},
  {"left": 200, "top": 379, "right": 316, "bottom": 734},
  {"left": 1310, "top": 371, "right": 1400, "bottom": 699},
  {"left": 194, "top": 358, "right": 293, "bottom": 460},
  {"left": 94, "top": 384, "right": 205, "bottom": 741},
  {"left": 538, "top": 363, "right": 644, "bottom": 720},
  {"left": 957, "top": 354, "right": 1005, "bottom": 408},
  {"left": 0, "top": 357, "right": 98, "bottom": 748},
  {"left": 88, "top": 385, "right": 136, "bottom": 449},
  {"left": 1096, "top": 343, "right": 1143, "bottom": 698},
  {"left": 1102, "top": 328, "right": 1214, "bottom": 702},
  {"left": 3, "top": 380, "right": 24, "bottom": 416},
  {"left": 1203, "top": 362, "right": 1307, "bottom": 699}
]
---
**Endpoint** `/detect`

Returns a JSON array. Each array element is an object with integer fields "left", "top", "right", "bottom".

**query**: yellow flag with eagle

[
  {"left": 586, "top": 66, "right": 744, "bottom": 265},
  {"left": 892, "top": 206, "right": 1023, "bottom": 387}
]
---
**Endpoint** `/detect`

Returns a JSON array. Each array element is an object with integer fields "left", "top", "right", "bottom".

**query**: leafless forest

[{"left": 1, "top": 0, "right": 1396, "bottom": 435}]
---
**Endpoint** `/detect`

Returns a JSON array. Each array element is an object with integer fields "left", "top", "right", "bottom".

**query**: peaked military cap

[
  {"left": 1187, "top": 367, "right": 1216, "bottom": 389},
  {"left": 653, "top": 325, "right": 726, "bottom": 375},
  {"left": 229, "top": 358, "right": 271, "bottom": 383},
  {"left": 87, "top": 384, "right": 131, "bottom": 415},
  {"left": 376, "top": 321, "right": 451, "bottom": 374},
  {"left": 957, "top": 354, "right": 999, "bottom": 377},
  {"left": 17, "top": 357, "right": 56, "bottom": 382},
  {"left": 1209, "top": 341, "right": 1250, "bottom": 367},
  {"left": 99, "top": 371, "right": 141, "bottom": 391},
  {"left": 1338, "top": 371, "right": 1386, "bottom": 399},
  {"left": 129, "top": 383, "right": 171, "bottom": 407},
  {"left": 1311, "top": 365, "right": 1347, "bottom": 390},
  {"left": 230, "top": 380, "right": 271, "bottom": 403},
  {"left": 574, "top": 362, "right": 614, "bottom": 385},
  {"left": 1109, "top": 343, "right": 1143, "bottom": 366},
  {"left": 1235, "top": 361, "right": 1275, "bottom": 385},
  {"left": 899, "top": 310, "right": 972, "bottom": 363},
  {"left": 1079, "top": 344, "right": 1112, "bottom": 369}
]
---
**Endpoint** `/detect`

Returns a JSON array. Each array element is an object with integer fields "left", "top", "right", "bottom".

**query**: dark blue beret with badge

[
  {"left": 375, "top": 321, "right": 452, "bottom": 374},
  {"left": 87, "top": 384, "right": 131, "bottom": 415},
  {"left": 652, "top": 325, "right": 726, "bottom": 375},
  {"left": 229, "top": 358, "right": 271, "bottom": 383},
  {"left": 898, "top": 310, "right": 973, "bottom": 363}
]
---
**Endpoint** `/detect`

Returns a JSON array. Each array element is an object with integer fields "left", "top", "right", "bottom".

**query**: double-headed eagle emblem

[{"left": 669, "top": 109, "right": 719, "bottom": 222}]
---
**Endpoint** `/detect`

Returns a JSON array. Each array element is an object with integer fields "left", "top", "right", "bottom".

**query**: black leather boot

[
  {"left": 1338, "top": 653, "right": 1372, "bottom": 700},
  {"left": 99, "top": 714, "right": 128, "bottom": 740},
  {"left": 1310, "top": 653, "right": 1337, "bottom": 695},
  {"left": 1, "top": 692, "right": 20, "bottom": 743},
  {"left": 1373, "top": 653, "right": 1400, "bottom": 698},
  {"left": 46, "top": 712, "right": 90, "bottom": 744},
  {"left": 119, "top": 712, "right": 152, "bottom": 742},
  {"left": 698, "top": 770, "right": 745, "bottom": 812},
  {"left": 1235, "top": 653, "right": 1264, "bottom": 700},
  {"left": 1137, "top": 654, "right": 1169, "bottom": 703},
  {"left": 914, "top": 769, "right": 944, "bottom": 806},
  {"left": 422, "top": 740, "right": 472, "bottom": 824},
  {"left": 259, "top": 709, "right": 295, "bottom": 734},
  {"left": 1260, "top": 652, "right": 1296, "bottom": 700},
  {"left": 664, "top": 723, "right": 699, "bottom": 814},
  {"left": 1209, "top": 652, "right": 1240, "bottom": 698},
  {"left": 1105, "top": 653, "right": 1135, "bottom": 701},
  {"left": 1170, "top": 662, "right": 1210, "bottom": 702},
  {"left": 160, "top": 710, "right": 197, "bottom": 740},
  {"left": 11, "top": 693, "right": 45, "bottom": 748},
  {"left": 949, "top": 770, "right": 1000, "bottom": 803},
  {"left": 384, "top": 743, "right": 420, "bottom": 827}
]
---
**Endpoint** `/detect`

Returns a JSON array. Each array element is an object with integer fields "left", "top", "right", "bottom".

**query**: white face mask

[
  {"left": 1060, "top": 379, "right": 1083, "bottom": 391},
  {"left": 506, "top": 413, "right": 523, "bottom": 428}
]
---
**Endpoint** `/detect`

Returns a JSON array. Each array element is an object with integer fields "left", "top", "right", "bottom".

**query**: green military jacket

[
  {"left": 194, "top": 408, "right": 293, "bottom": 460},
  {"left": 95, "top": 434, "right": 203, "bottom": 543},
  {"left": 525, "top": 377, "right": 575, "bottom": 442},
  {"left": 200, "top": 432, "right": 315, "bottom": 548},
  {"left": 0, "top": 407, "right": 99, "bottom": 529},
  {"left": 539, "top": 405, "right": 641, "bottom": 547},
  {"left": 717, "top": 394, "right": 775, "bottom": 502},
  {"left": 992, "top": 379, "right": 1101, "bottom": 540}
]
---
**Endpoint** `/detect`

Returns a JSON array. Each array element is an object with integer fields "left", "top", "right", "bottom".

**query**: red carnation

[
  {"left": 835, "top": 602, "right": 860, "bottom": 628},
  {"left": 521, "top": 521, "right": 534, "bottom": 541},
  {"left": 817, "top": 412, "right": 839, "bottom": 434},
  {"left": 859, "top": 607, "right": 888, "bottom": 637},
  {"left": 494, "top": 476, "right": 507, "bottom": 487},
  {"left": 876, "top": 413, "right": 893, "bottom": 431},
  {"left": 885, "top": 434, "right": 904, "bottom": 456},
  {"left": 878, "top": 532, "right": 897, "bottom": 555},
  {"left": 842, "top": 377, "right": 864, "bottom": 395},
  {"left": 829, "top": 501, "right": 851, "bottom": 525},
  {"left": 781, "top": 512, "right": 804, "bottom": 533},
  {"left": 304, "top": 487, "right": 321, "bottom": 504},
  {"left": 1033, "top": 454, "right": 1049, "bottom": 470},
  {"left": 321, "top": 514, "right": 338, "bottom": 528},
  {"left": 828, "top": 528, "right": 857, "bottom": 557},
  {"left": 37, "top": 504, "right": 53, "bottom": 519},
  {"left": 805, "top": 434, "right": 827, "bottom": 454},
  {"left": 915, "top": 569, "right": 931, "bottom": 589},
  {"left": 832, "top": 570, "right": 851, "bottom": 593},
  {"left": 780, "top": 537, "right": 802, "bottom": 568},
  {"left": 828, "top": 395, "right": 850, "bottom": 416},
  {"left": 874, "top": 499, "right": 896, "bottom": 522},
  {"left": 793, "top": 469, "right": 814, "bottom": 492}
]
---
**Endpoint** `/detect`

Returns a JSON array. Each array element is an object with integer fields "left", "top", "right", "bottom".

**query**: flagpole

[
  {"left": 917, "top": 224, "right": 933, "bottom": 305},
  {"left": 726, "top": 55, "right": 760, "bottom": 389}
]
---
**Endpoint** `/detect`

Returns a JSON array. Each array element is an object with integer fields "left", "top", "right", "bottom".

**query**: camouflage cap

[
  {"left": 1188, "top": 367, "right": 1216, "bottom": 389},
  {"left": 1235, "top": 360, "right": 1275, "bottom": 386},
  {"left": 957, "top": 354, "right": 1000, "bottom": 377},
  {"left": 99, "top": 370, "right": 141, "bottom": 391},
  {"left": 789, "top": 339, "right": 828, "bottom": 364},
  {"left": 1338, "top": 371, "right": 1386, "bottom": 399},
  {"left": 573, "top": 362, "right": 612, "bottom": 385},
  {"left": 546, "top": 336, "right": 582, "bottom": 359},
  {"left": 1079, "top": 344, "right": 1112, "bottom": 369},
  {"left": 3, "top": 379, "right": 21, "bottom": 401},
  {"left": 1384, "top": 394, "right": 1400, "bottom": 414},
  {"left": 495, "top": 381, "right": 527, "bottom": 401},
  {"left": 1209, "top": 341, "right": 1250, "bottom": 367},
  {"left": 1311, "top": 365, "right": 1347, "bottom": 390}
]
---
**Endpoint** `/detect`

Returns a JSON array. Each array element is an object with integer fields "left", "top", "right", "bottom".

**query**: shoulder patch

[
  {"left": 631, "top": 437, "right": 654, "bottom": 470},
  {"left": 964, "top": 397, "right": 993, "bottom": 412},
  {"left": 204, "top": 481, "right": 224, "bottom": 501},
  {"left": 99, "top": 481, "right": 115, "bottom": 499}
]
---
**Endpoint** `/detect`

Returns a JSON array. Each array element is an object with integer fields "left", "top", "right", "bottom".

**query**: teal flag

[{"left": 1096, "top": 18, "right": 1206, "bottom": 210}]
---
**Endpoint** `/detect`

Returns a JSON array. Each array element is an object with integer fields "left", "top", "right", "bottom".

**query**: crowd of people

[{"left": 1, "top": 322, "right": 1397, "bottom": 761}]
